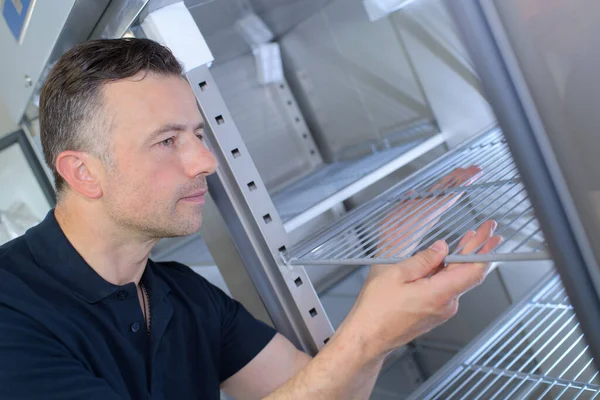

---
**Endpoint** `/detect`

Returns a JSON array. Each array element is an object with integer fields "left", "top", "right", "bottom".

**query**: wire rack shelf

[
  {"left": 271, "top": 121, "right": 443, "bottom": 232},
  {"left": 283, "top": 128, "right": 550, "bottom": 266},
  {"left": 410, "top": 275, "right": 600, "bottom": 399}
]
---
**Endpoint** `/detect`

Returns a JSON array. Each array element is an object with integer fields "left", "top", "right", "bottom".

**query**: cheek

[
  {"left": 149, "top": 167, "right": 177, "bottom": 191},
  {"left": 137, "top": 166, "right": 182, "bottom": 205},
  {"left": 111, "top": 155, "right": 180, "bottom": 201}
]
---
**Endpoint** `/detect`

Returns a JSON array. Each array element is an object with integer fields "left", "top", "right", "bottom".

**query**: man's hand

[
  {"left": 264, "top": 167, "right": 501, "bottom": 400},
  {"left": 346, "top": 220, "right": 502, "bottom": 359},
  {"left": 376, "top": 166, "right": 483, "bottom": 259},
  {"left": 264, "top": 223, "right": 502, "bottom": 400}
]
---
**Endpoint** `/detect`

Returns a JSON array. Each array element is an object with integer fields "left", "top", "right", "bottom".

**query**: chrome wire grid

[
  {"left": 271, "top": 120, "right": 439, "bottom": 229},
  {"left": 283, "top": 128, "right": 550, "bottom": 266},
  {"left": 412, "top": 275, "right": 600, "bottom": 400},
  {"left": 271, "top": 136, "right": 431, "bottom": 222}
]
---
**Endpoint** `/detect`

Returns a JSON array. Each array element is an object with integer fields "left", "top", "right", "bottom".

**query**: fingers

[
  {"left": 428, "top": 166, "right": 483, "bottom": 219},
  {"left": 447, "top": 220, "right": 500, "bottom": 273},
  {"left": 456, "top": 230, "right": 476, "bottom": 250},
  {"left": 430, "top": 262, "right": 488, "bottom": 298},
  {"left": 431, "top": 170, "right": 460, "bottom": 191},
  {"left": 478, "top": 235, "right": 504, "bottom": 255},
  {"left": 458, "top": 220, "right": 497, "bottom": 255},
  {"left": 461, "top": 165, "right": 483, "bottom": 186},
  {"left": 400, "top": 240, "right": 448, "bottom": 282},
  {"left": 377, "top": 166, "right": 485, "bottom": 260},
  {"left": 431, "top": 166, "right": 483, "bottom": 191},
  {"left": 431, "top": 221, "right": 504, "bottom": 297}
]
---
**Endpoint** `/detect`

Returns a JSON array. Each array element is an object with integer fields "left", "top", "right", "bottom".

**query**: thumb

[{"left": 401, "top": 240, "right": 448, "bottom": 282}]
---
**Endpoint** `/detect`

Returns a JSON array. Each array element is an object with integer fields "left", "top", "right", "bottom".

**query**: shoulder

[
  {"left": 0, "top": 236, "right": 57, "bottom": 331},
  {"left": 0, "top": 235, "right": 38, "bottom": 291},
  {"left": 0, "top": 234, "right": 33, "bottom": 270}
]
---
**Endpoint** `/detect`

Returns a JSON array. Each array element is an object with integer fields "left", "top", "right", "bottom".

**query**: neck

[{"left": 54, "top": 199, "right": 159, "bottom": 286}]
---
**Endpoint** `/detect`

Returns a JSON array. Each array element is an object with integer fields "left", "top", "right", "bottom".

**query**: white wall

[{"left": 0, "top": 99, "right": 18, "bottom": 138}]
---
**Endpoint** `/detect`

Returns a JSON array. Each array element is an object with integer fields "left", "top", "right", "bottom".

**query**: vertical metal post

[
  {"left": 447, "top": 0, "right": 600, "bottom": 374},
  {"left": 186, "top": 65, "right": 334, "bottom": 354}
]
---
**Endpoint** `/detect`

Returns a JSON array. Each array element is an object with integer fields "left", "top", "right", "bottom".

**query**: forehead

[{"left": 101, "top": 72, "right": 202, "bottom": 133}]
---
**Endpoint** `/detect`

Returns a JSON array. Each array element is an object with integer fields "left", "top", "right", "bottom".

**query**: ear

[{"left": 55, "top": 151, "right": 104, "bottom": 199}]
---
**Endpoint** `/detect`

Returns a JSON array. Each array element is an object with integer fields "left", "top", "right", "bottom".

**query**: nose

[{"left": 184, "top": 133, "right": 218, "bottom": 178}]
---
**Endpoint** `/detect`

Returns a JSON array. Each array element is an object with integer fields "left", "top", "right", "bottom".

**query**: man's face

[{"left": 99, "top": 72, "right": 217, "bottom": 238}]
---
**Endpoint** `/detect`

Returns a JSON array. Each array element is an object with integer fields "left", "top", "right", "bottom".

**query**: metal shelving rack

[
  {"left": 271, "top": 121, "right": 445, "bottom": 232},
  {"left": 409, "top": 274, "right": 600, "bottom": 400},
  {"left": 283, "top": 128, "right": 550, "bottom": 267}
]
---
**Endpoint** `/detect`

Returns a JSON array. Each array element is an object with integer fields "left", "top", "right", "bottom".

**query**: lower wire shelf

[
  {"left": 283, "top": 128, "right": 550, "bottom": 266},
  {"left": 408, "top": 274, "right": 600, "bottom": 400}
]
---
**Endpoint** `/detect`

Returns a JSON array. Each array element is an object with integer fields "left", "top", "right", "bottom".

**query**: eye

[
  {"left": 195, "top": 132, "right": 204, "bottom": 140},
  {"left": 160, "top": 137, "right": 175, "bottom": 147}
]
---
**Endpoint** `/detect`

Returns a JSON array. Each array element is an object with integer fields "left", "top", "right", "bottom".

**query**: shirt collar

[{"left": 25, "top": 210, "right": 169, "bottom": 303}]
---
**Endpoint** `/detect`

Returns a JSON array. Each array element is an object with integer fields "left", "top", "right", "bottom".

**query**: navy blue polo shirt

[{"left": 0, "top": 211, "right": 276, "bottom": 399}]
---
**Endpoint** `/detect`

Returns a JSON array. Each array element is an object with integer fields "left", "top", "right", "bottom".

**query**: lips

[{"left": 181, "top": 189, "right": 207, "bottom": 204}]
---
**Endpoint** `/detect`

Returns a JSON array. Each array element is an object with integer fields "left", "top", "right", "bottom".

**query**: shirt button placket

[{"left": 117, "top": 291, "right": 128, "bottom": 300}]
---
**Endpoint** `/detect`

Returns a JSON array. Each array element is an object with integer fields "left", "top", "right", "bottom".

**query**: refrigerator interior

[
  {"left": 152, "top": 0, "right": 564, "bottom": 398},
  {"left": 2, "top": 0, "right": 597, "bottom": 398}
]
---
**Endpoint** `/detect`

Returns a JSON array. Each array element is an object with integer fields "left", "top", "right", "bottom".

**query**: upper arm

[
  {"left": 191, "top": 269, "right": 309, "bottom": 398},
  {"left": 221, "top": 333, "right": 312, "bottom": 400},
  {"left": 0, "top": 305, "right": 123, "bottom": 400},
  {"left": 198, "top": 273, "right": 278, "bottom": 383}
]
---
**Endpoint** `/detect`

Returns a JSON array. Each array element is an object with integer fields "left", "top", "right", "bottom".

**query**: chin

[
  {"left": 174, "top": 217, "right": 203, "bottom": 237},
  {"left": 156, "top": 227, "right": 200, "bottom": 239},
  {"left": 148, "top": 217, "right": 202, "bottom": 239}
]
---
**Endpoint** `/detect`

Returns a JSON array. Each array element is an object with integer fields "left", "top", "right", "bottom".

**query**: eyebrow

[{"left": 146, "top": 121, "right": 205, "bottom": 143}]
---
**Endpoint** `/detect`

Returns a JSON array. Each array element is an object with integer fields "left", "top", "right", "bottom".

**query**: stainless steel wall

[
  {"left": 210, "top": 54, "right": 322, "bottom": 191},
  {"left": 279, "top": 0, "right": 436, "bottom": 162},
  {"left": 393, "top": 0, "right": 496, "bottom": 148},
  {"left": 250, "top": 0, "right": 332, "bottom": 36},
  {"left": 187, "top": 0, "right": 253, "bottom": 63}
]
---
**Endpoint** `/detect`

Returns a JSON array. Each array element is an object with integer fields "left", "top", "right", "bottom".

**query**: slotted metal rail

[
  {"left": 409, "top": 275, "right": 600, "bottom": 400},
  {"left": 282, "top": 128, "right": 551, "bottom": 266}
]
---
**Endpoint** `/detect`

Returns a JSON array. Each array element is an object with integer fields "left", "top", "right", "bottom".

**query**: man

[{"left": 0, "top": 38, "right": 500, "bottom": 399}]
